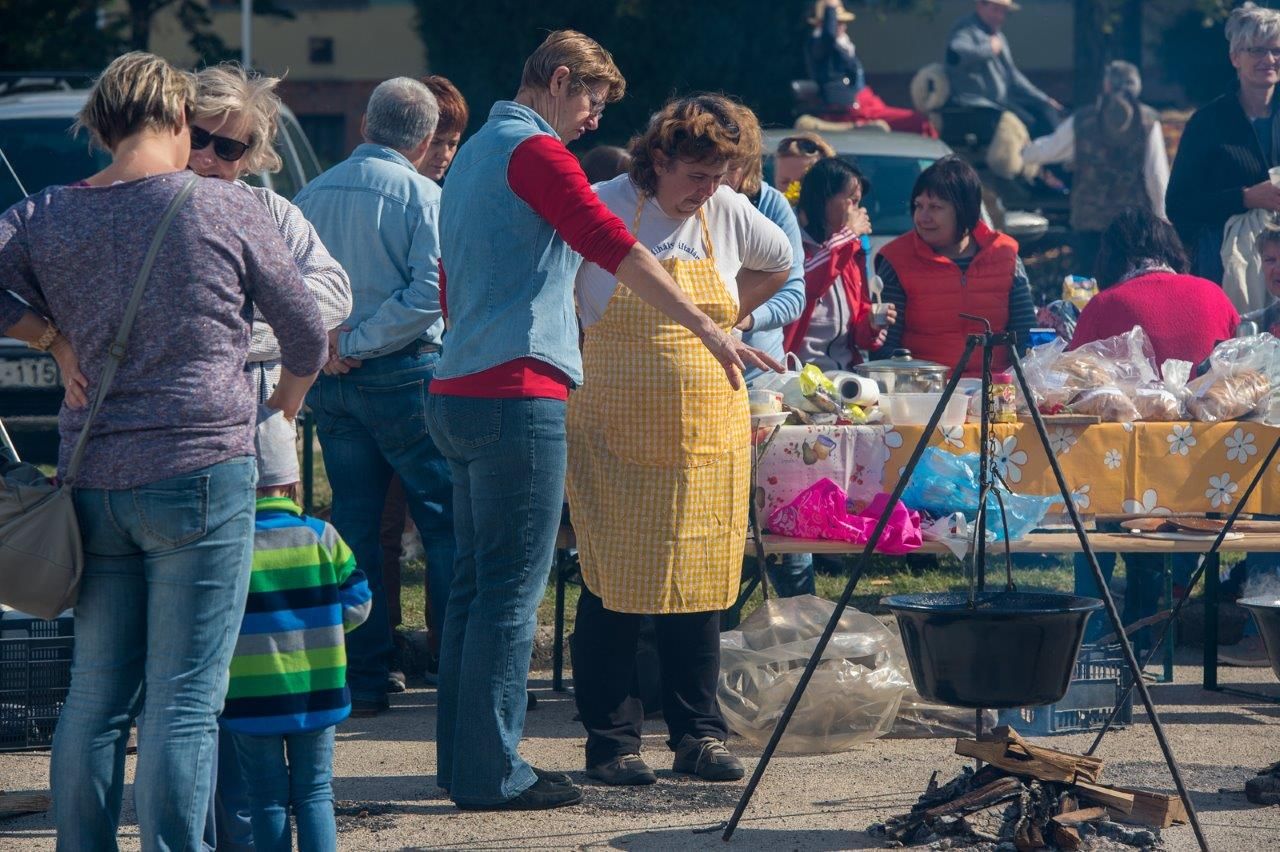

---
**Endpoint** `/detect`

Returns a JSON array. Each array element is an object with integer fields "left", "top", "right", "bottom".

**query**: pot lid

[{"left": 852, "top": 349, "right": 948, "bottom": 375}]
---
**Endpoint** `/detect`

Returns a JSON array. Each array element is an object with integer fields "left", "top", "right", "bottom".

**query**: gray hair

[
  {"left": 1227, "top": 2, "right": 1280, "bottom": 55},
  {"left": 1102, "top": 61, "right": 1141, "bottom": 99},
  {"left": 364, "top": 77, "right": 438, "bottom": 151}
]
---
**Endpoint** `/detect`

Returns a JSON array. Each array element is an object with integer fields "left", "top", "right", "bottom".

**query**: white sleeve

[
  {"left": 1145, "top": 120, "right": 1170, "bottom": 220},
  {"left": 735, "top": 195, "right": 793, "bottom": 274},
  {"left": 1021, "top": 116, "right": 1075, "bottom": 167}
]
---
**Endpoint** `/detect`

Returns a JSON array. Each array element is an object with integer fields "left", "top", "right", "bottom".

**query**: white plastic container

[{"left": 882, "top": 393, "right": 967, "bottom": 427}]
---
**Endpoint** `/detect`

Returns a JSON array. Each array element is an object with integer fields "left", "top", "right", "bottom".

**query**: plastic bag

[
  {"left": 901, "top": 448, "right": 1056, "bottom": 541},
  {"left": 751, "top": 351, "right": 803, "bottom": 393},
  {"left": 768, "top": 481, "right": 923, "bottom": 554},
  {"left": 1068, "top": 386, "right": 1140, "bottom": 422},
  {"left": 718, "top": 594, "right": 911, "bottom": 753},
  {"left": 1186, "top": 333, "right": 1279, "bottom": 422}
]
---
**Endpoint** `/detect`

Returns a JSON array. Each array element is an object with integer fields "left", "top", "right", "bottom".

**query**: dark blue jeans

[
  {"left": 306, "top": 348, "right": 455, "bottom": 702},
  {"left": 426, "top": 395, "right": 566, "bottom": 806}
]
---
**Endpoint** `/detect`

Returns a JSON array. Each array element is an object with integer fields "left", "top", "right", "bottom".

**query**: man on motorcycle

[{"left": 945, "top": 0, "right": 1063, "bottom": 138}]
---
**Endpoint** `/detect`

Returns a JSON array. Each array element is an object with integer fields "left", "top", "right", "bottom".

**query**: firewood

[
  {"left": 1051, "top": 806, "right": 1108, "bottom": 827},
  {"left": 922, "top": 776, "right": 1024, "bottom": 819},
  {"left": 1052, "top": 824, "right": 1083, "bottom": 850},
  {"left": 1073, "top": 781, "right": 1135, "bottom": 814},
  {"left": 1105, "top": 786, "right": 1188, "bottom": 828},
  {"left": 955, "top": 737, "right": 1103, "bottom": 785},
  {"left": 0, "top": 791, "right": 51, "bottom": 820}
]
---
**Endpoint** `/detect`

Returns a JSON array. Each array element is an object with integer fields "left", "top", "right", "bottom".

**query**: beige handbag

[{"left": 0, "top": 175, "right": 198, "bottom": 618}]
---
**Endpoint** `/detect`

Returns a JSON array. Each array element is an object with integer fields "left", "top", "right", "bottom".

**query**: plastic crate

[
  {"left": 996, "top": 643, "right": 1133, "bottom": 736},
  {"left": 0, "top": 614, "right": 74, "bottom": 751}
]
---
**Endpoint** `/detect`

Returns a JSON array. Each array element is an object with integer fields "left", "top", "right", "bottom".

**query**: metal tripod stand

[{"left": 722, "top": 325, "right": 1211, "bottom": 852}]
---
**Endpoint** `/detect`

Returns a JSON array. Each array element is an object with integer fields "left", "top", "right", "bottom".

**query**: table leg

[{"left": 1203, "top": 552, "right": 1219, "bottom": 691}]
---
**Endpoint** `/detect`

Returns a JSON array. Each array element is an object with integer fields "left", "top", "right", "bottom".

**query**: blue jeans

[
  {"left": 306, "top": 348, "right": 455, "bottom": 702},
  {"left": 426, "top": 395, "right": 566, "bottom": 806},
  {"left": 229, "top": 727, "right": 336, "bottom": 852},
  {"left": 52, "top": 457, "right": 257, "bottom": 851}
]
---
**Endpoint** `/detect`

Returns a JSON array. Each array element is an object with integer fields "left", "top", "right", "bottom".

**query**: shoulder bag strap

[{"left": 64, "top": 174, "right": 200, "bottom": 484}]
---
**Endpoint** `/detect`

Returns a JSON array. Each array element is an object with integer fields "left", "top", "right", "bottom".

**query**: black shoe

[
  {"left": 533, "top": 767, "right": 573, "bottom": 785},
  {"left": 455, "top": 776, "right": 583, "bottom": 811},
  {"left": 586, "top": 754, "right": 657, "bottom": 786},
  {"left": 350, "top": 697, "right": 390, "bottom": 718},
  {"left": 386, "top": 670, "right": 406, "bottom": 694},
  {"left": 527, "top": 690, "right": 537, "bottom": 711},
  {"left": 672, "top": 735, "right": 744, "bottom": 781}
]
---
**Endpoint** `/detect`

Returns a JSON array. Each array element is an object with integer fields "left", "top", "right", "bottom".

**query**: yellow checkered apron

[{"left": 567, "top": 199, "right": 750, "bottom": 614}]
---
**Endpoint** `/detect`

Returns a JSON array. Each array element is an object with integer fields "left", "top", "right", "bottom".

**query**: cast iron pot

[
  {"left": 1238, "top": 597, "right": 1280, "bottom": 681},
  {"left": 883, "top": 591, "right": 1103, "bottom": 709}
]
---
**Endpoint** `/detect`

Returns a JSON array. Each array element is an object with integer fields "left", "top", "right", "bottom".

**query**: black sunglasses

[
  {"left": 190, "top": 126, "right": 250, "bottom": 163},
  {"left": 778, "top": 136, "right": 821, "bottom": 156}
]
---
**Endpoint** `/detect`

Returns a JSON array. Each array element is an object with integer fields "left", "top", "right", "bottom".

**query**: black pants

[{"left": 571, "top": 588, "right": 727, "bottom": 766}]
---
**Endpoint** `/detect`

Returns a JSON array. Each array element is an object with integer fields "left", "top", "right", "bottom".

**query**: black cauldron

[
  {"left": 1238, "top": 597, "right": 1280, "bottom": 681},
  {"left": 883, "top": 591, "right": 1104, "bottom": 709}
]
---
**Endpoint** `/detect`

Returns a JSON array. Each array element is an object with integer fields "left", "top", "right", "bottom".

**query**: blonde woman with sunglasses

[{"left": 190, "top": 64, "right": 352, "bottom": 399}]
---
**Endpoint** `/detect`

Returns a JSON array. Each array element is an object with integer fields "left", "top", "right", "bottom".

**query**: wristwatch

[{"left": 29, "top": 320, "right": 59, "bottom": 352}]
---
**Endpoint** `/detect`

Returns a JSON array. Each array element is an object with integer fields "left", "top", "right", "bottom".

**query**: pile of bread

[{"left": 1030, "top": 329, "right": 1274, "bottom": 424}]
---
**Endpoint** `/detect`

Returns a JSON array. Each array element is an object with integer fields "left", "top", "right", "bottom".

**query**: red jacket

[
  {"left": 878, "top": 222, "right": 1019, "bottom": 376},
  {"left": 782, "top": 229, "right": 879, "bottom": 360}
]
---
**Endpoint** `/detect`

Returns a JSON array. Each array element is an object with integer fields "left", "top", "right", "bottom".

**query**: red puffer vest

[{"left": 878, "top": 222, "right": 1020, "bottom": 376}]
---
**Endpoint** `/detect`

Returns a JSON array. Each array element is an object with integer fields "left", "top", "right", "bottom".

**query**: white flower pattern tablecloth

[{"left": 754, "top": 422, "right": 1280, "bottom": 528}]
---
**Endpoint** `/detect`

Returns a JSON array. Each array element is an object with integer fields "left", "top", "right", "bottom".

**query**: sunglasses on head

[
  {"left": 190, "top": 126, "right": 250, "bottom": 163},
  {"left": 778, "top": 136, "right": 821, "bottom": 156}
]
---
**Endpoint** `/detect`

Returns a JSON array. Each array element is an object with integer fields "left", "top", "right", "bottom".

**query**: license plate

[{"left": 0, "top": 357, "right": 61, "bottom": 388}]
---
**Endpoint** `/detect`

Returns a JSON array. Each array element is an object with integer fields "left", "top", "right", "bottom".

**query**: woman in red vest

[
  {"left": 783, "top": 157, "right": 896, "bottom": 369},
  {"left": 873, "top": 156, "right": 1035, "bottom": 376}
]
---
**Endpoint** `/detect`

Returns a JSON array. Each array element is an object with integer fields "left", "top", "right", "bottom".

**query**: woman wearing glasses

[
  {"left": 187, "top": 62, "right": 352, "bottom": 851},
  {"left": 189, "top": 63, "right": 352, "bottom": 399},
  {"left": 1167, "top": 2, "right": 1280, "bottom": 283},
  {"left": 771, "top": 131, "right": 835, "bottom": 200}
]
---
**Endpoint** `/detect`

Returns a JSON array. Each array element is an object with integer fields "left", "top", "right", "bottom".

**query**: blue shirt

[
  {"left": 295, "top": 144, "right": 444, "bottom": 360},
  {"left": 742, "top": 183, "right": 806, "bottom": 382}
]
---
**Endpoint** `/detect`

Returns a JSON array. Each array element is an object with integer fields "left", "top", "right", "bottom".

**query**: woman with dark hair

[
  {"left": 783, "top": 157, "right": 894, "bottom": 369},
  {"left": 874, "top": 155, "right": 1033, "bottom": 375},
  {"left": 580, "top": 145, "right": 632, "bottom": 183},
  {"left": 1070, "top": 207, "right": 1239, "bottom": 364}
]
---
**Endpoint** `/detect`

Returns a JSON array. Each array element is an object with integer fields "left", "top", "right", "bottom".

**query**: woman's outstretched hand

[{"left": 698, "top": 326, "right": 784, "bottom": 390}]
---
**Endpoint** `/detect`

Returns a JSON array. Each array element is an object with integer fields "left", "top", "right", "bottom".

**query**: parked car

[
  {"left": 761, "top": 127, "right": 1049, "bottom": 258},
  {"left": 0, "top": 73, "right": 324, "bottom": 463}
]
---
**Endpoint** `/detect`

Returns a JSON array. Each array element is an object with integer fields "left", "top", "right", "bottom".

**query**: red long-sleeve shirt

[{"left": 431, "top": 135, "right": 636, "bottom": 400}]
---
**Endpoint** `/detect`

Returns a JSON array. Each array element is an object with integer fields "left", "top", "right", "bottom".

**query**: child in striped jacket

[{"left": 221, "top": 410, "right": 371, "bottom": 851}]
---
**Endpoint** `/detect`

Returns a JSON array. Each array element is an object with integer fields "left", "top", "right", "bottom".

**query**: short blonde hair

[
  {"left": 1227, "top": 2, "right": 1280, "bottom": 55},
  {"left": 76, "top": 51, "right": 194, "bottom": 152},
  {"left": 520, "top": 30, "right": 625, "bottom": 104},
  {"left": 629, "top": 94, "right": 752, "bottom": 196},
  {"left": 193, "top": 63, "right": 283, "bottom": 174},
  {"left": 732, "top": 103, "right": 765, "bottom": 199}
]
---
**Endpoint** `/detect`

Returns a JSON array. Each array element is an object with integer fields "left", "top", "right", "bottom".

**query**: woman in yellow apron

[{"left": 569, "top": 95, "right": 793, "bottom": 786}]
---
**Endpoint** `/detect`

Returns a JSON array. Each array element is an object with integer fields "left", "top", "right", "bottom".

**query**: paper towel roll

[{"left": 824, "top": 371, "right": 880, "bottom": 406}]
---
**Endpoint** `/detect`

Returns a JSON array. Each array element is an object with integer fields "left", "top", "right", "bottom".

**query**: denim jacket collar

[
  {"left": 349, "top": 142, "right": 418, "bottom": 173},
  {"left": 488, "top": 101, "right": 560, "bottom": 141}
]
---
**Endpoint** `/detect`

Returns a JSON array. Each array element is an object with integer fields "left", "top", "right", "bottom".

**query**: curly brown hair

[{"left": 628, "top": 94, "right": 753, "bottom": 196}]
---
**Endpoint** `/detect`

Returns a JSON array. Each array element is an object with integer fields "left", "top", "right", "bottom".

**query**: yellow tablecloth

[{"left": 755, "top": 421, "right": 1280, "bottom": 524}]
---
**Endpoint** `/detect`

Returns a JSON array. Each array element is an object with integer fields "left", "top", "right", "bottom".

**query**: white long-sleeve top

[{"left": 1021, "top": 116, "right": 1169, "bottom": 220}]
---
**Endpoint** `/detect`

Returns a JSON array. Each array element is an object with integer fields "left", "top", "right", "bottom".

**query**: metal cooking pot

[{"left": 852, "top": 350, "right": 949, "bottom": 395}]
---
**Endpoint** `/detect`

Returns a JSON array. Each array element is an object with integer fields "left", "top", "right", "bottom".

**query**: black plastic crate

[
  {"left": 0, "top": 614, "right": 73, "bottom": 751},
  {"left": 996, "top": 643, "right": 1133, "bottom": 735}
]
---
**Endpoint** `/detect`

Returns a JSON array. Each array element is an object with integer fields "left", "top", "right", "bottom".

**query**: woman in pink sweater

[{"left": 1070, "top": 208, "right": 1239, "bottom": 365}]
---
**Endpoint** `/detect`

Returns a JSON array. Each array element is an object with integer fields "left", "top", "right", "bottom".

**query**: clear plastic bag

[
  {"left": 718, "top": 595, "right": 911, "bottom": 754},
  {"left": 1068, "top": 386, "right": 1140, "bottom": 422},
  {"left": 901, "top": 448, "right": 1056, "bottom": 540},
  {"left": 1186, "top": 334, "right": 1279, "bottom": 423}
]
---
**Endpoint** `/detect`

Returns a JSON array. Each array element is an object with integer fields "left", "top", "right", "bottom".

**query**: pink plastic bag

[{"left": 768, "top": 479, "right": 923, "bottom": 554}]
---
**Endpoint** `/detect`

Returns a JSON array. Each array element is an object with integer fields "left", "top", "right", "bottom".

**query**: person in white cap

[{"left": 945, "top": 0, "right": 1064, "bottom": 138}]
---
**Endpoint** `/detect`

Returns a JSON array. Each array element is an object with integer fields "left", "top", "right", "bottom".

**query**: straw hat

[
  {"left": 981, "top": 0, "right": 1022, "bottom": 11},
  {"left": 809, "top": 1, "right": 855, "bottom": 25}
]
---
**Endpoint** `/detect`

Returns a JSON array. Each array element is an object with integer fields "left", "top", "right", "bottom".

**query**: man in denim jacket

[{"left": 295, "top": 78, "right": 452, "bottom": 716}]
